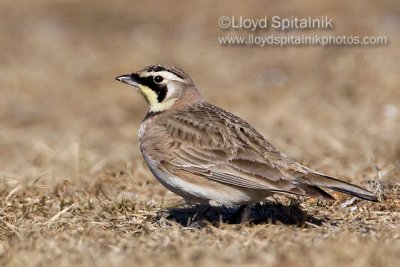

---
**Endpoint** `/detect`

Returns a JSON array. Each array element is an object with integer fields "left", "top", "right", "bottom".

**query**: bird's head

[{"left": 116, "top": 64, "right": 202, "bottom": 112}]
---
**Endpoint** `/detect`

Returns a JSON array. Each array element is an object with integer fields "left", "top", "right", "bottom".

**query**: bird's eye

[{"left": 154, "top": 76, "right": 164, "bottom": 83}]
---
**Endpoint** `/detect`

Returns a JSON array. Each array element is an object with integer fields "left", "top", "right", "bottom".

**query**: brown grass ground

[{"left": 0, "top": 1, "right": 399, "bottom": 266}]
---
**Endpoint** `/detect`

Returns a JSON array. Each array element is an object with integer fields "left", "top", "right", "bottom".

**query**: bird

[{"left": 115, "top": 64, "right": 378, "bottom": 213}]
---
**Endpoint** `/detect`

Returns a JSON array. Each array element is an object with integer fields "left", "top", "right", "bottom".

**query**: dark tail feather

[
  {"left": 299, "top": 184, "right": 336, "bottom": 201},
  {"left": 298, "top": 173, "right": 379, "bottom": 202}
]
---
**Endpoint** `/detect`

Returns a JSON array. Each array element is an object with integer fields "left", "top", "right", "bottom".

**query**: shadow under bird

[{"left": 115, "top": 64, "right": 378, "bottom": 215}]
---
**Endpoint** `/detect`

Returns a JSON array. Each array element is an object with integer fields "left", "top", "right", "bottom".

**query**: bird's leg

[
  {"left": 229, "top": 205, "right": 251, "bottom": 224},
  {"left": 187, "top": 205, "right": 211, "bottom": 227}
]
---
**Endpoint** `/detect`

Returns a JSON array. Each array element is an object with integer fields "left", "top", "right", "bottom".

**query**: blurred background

[
  {"left": 1, "top": 0, "right": 399, "bottom": 191},
  {"left": 0, "top": 1, "right": 399, "bottom": 266}
]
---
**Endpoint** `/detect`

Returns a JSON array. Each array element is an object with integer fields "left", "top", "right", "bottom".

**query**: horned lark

[{"left": 115, "top": 64, "right": 378, "bottom": 209}]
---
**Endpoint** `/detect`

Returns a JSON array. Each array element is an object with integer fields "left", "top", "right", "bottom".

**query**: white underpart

[{"left": 141, "top": 150, "right": 253, "bottom": 207}]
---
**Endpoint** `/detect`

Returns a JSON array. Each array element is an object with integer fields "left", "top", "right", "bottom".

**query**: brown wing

[{"left": 154, "top": 102, "right": 377, "bottom": 201}]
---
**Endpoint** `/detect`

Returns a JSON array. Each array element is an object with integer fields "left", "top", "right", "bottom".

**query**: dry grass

[{"left": 0, "top": 0, "right": 400, "bottom": 266}]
